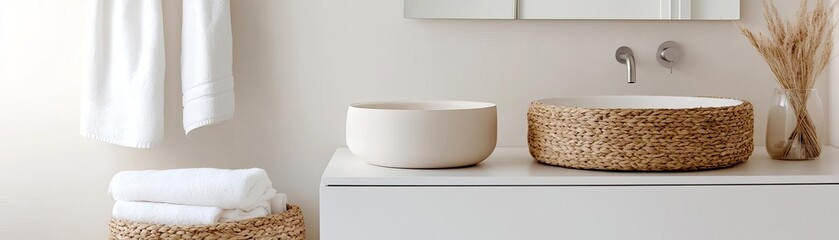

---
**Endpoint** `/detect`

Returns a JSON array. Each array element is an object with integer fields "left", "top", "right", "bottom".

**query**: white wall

[{"left": 0, "top": 0, "right": 828, "bottom": 239}]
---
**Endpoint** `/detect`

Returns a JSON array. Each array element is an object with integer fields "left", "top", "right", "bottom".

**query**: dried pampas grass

[{"left": 738, "top": 0, "right": 836, "bottom": 159}]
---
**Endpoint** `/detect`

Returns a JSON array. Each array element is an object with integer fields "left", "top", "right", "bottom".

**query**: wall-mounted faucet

[{"left": 615, "top": 46, "right": 636, "bottom": 84}]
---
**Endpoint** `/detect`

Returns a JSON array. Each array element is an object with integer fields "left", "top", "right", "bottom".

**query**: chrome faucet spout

[
  {"left": 623, "top": 53, "right": 636, "bottom": 83},
  {"left": 615, "top": 46, "right": 636, "bottom": 84}
]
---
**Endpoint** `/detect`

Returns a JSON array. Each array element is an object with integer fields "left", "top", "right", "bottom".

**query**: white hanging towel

[
  {"left": 82, "top": 0, "right": 165, "bottom": 148},
  {"left": 181, "top": 0, "right": 235, "bottom": 135}
]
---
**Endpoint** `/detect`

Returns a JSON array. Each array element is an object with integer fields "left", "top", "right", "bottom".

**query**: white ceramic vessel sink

[
  {"left": 346, "top": 101, "right": 497, "bottom": 169},
  {"left": 537, "top": 95, "right": 744, "bottom": 109}
]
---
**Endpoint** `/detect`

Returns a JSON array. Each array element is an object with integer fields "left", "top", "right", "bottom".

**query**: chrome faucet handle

[
  {"left": 657, "top": 41, "right": 681, "bottom": 73},
  {"left": 615, "top": 46, "right": 636, "bottom": 84}
]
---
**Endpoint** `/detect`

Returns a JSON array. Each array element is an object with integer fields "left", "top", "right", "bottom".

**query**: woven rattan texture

[
  {"left": 527, "top": 99, "right": 754, "bottom": 171},
  {"left": 109, "top": 204, "right": 306, "bottom": 240}
]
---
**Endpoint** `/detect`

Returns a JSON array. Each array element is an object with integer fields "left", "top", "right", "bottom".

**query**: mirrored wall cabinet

[{"left": 404, "top": 0, "right": 739, "bottom": 20}]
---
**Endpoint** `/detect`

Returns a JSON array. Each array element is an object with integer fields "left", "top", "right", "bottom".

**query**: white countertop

[{"left": 321, "top": 146, "right": 839, "bottom": 186}]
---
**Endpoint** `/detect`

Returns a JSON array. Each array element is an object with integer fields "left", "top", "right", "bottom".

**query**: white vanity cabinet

[{"left": 320, "top": 147, "right": 839, "bottom": 240}]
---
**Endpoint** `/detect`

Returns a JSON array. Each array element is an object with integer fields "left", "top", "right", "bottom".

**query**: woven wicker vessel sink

[{"left": 528, "top": 96, "right": 754, "bottom": 171}]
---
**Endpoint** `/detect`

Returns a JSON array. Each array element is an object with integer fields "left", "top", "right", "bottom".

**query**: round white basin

[
  {"left": 346, "top": 101, "right": 497, "bottom": 169},
  {"left": 537, "top": 95, "right": 744, "bottom": 109}
]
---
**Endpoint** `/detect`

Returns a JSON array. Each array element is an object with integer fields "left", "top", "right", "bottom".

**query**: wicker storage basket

[
  {"left": 109, "top": 204, "right": 306, "bottom": 240},
  {"left": 527, "top": 98, "right": 754, "bottom": 171}
]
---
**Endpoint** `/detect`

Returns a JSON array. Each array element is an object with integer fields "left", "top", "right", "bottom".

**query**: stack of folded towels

[{"left": 109, "top": 168, "right": 287, "bottom": 225}]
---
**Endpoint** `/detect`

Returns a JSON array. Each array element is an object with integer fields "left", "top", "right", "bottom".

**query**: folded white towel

[
  {"left": 220, "top": 200, "right": 269, "bottom": 223},
  {"left": 219, "top": 193, "right": 287, "bottom": 222},
  {"left": 216, "top": 189, "right": 277, "bottom": 222},
  {"left": 82, "top": 0, "right": 165, "bottom": 148},
  {"left": 114, "top": 193, "right": 287, "bottom": 224},
  {"left": 109, "top": 168, "right": 273, "bottom": 210},
  {"left": 114, "top": 201, "right": 275, "bottom": 225},
  {"left": 113, "top": 201, "right": 222, "bottom": 225},
  {"left": 181, "top": 0, "right": 235, "bottom": 134}
]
